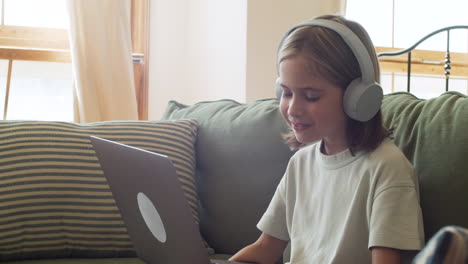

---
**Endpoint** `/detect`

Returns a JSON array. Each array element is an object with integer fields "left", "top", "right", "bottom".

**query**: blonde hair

[{"left": 278, "top": 15, "right": 389, "bottom": 153}]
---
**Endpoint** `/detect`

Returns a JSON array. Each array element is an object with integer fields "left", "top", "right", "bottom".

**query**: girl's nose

[{"left": 288, "top": 96, "right": 304, "bottom": 117}]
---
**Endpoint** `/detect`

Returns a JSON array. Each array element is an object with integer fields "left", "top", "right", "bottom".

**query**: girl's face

[{"left": 279, "top": 56, "right": 349, "bottom": 154}]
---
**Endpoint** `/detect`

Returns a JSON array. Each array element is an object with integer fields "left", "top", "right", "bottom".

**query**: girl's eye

[
  {"left": 282, "top": 92, "right": 292, "bottom": 98},
  {"left": 306, "top": 97, "right": 320, "bottom": 102}
]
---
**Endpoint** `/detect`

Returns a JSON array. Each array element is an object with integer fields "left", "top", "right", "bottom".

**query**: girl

[{"left": 229, "top": 15, "right": 424, "bottom": 264}]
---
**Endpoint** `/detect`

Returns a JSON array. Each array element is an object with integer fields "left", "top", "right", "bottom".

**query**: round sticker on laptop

[{"left": 137, "top": 192, "right": 167, "bottom": 243}]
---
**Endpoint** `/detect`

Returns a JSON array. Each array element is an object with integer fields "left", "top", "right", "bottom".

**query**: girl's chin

[{"left": 294, "top": 134, "right": 320, "bottom": 145}]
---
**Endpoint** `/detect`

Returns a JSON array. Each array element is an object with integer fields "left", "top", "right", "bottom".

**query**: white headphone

[{"left": 276, "top": 19, "right": 383, "bottom": 122}]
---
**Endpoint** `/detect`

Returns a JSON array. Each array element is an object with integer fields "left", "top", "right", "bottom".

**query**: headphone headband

[{"left": 279, "top": 19, "right": 375, "bottom": 84}]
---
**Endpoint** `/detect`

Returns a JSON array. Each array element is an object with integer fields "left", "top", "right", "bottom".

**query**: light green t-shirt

[{"left": 257, "top": 139, "right": 425, "bottom": 264}]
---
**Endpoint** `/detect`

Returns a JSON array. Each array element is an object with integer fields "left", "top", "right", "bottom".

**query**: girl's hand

[{"left": 229, "top": 232, "right": 288, "bottom": 264}]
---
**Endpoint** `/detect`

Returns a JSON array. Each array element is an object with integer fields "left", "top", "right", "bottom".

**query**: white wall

[
  {"left": 245, "top": 0, "right": 344, "bottom": 102},
  {"left": 186, "top": 0, "right": 247, "bottom": 104},
  {"left": 149, "top": 0, "right": 246, "bottom": 120},
  {"left": 148, "top": 0, "right": 190, "bottom": 119},
  {"left": 148, "top": 0, "right": 344, "bottom": 119}
]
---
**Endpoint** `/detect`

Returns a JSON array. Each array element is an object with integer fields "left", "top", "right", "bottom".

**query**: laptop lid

[{"left": 90, "top": 136, "right": 211, "bottom": 264}]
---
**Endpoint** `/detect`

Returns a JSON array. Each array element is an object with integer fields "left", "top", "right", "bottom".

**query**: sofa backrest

[
  {"left": 162, "top": 99, "right": 294, "bottom": 254},
  {"left": 381, "top": 91, "right": 468, "bottom": 241}
]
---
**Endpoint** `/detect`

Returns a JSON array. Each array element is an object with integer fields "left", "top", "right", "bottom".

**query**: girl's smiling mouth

[{"left": 291, "top": 122, "right": 311, "bottom": 131}]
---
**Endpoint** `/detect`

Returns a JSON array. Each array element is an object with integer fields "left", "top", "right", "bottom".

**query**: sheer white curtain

[{"left": 67, "top": 0, "right": 138, "bottom": 122}]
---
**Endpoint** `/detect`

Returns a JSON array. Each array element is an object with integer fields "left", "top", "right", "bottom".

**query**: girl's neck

[{"left": 320, "top": 138, "right": 348, "bottom": 155}]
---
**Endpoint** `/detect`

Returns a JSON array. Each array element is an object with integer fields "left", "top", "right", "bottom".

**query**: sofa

[{"left": 0, "top": 91, "right": 466, "bottom": 263}]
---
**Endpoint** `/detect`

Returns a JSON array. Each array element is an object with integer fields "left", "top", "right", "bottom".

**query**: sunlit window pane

[
  {"left": 394, "top": 74, "right": 446, "bottom": 99},
  {"left": 346, "top": 0, "right": 393, "bottom": 47},
  {"left": 380, "top": 73, "right": 394, "bottom": 94},
  {"left": 392, "top": 74, "right": 410, "bottom": 93},
  {"left": 450, "top": 78, "right": 468, "bottom": 95},
  {"left": 7, "top": 61, "right": 73, "bottom": 121},
  {"left": 4, "top": 0, "right": 69, "bottom": 29},
  {"left": 381, "top": 73, "right": 467, "bottom": 97},
  {"left": 347, "top": 0, "right": 468, "bottom": 52},
  {"left": 449, "top": 77, "right": 468, "bottom": 94},
  {"left": 394, "top": 0, "right": 468, "bottom": 52}
]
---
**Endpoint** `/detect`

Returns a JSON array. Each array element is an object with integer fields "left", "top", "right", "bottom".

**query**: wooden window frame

[
  {"left": 369, "top": 0, "right": 468, "bottom": 92},
  {"left": 377, "top": 46, "right": 468, "bottom": 77},
  {"left": 0, "top": 0, "right": 150, "bottom": 120},
  {"left": 131, "top": 0, "right": 150, "bottom": 120}
]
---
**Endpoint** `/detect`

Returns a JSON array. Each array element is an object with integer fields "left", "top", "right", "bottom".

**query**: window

[
  {"left": 3, "top": 0, "right": 69, "bottom": 29},
  {"left": 0, "top": 0, "right": 149, "bottom": 121},
  {"left": 346, "top": 0, "right": 468, "bottom": 98},
  {"left": 0, "top": 0, "right": 71, "bottom": 120}
]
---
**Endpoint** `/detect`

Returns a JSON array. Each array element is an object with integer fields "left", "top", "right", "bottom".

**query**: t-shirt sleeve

[
  {"left": 369, "top": 183, "right": 425, "bottom": 250},
  {"left": 368, "top": 144, "right": 425, "bottom": 250},
  {"left": 257, "top": 176, "right": 290, "bottom": 242}
]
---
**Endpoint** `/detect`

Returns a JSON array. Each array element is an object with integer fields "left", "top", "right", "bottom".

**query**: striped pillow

[{"left": 0, "top": 119, "right": 200, "bottom": 261}]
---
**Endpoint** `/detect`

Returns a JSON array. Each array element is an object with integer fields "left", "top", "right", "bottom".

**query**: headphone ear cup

[
  {"left": 275, "top": 77, "right": 282, "bottom": 99},
  {"left": 343, "top": 78, "right": 383, "bottom": 122}
]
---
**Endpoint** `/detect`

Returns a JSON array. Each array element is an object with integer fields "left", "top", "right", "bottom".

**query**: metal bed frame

[{"left": 377, "top": 25, "right": 468, "bottom": 92}]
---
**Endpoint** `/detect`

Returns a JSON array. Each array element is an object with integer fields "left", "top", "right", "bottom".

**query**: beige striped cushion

[{"left": 0, "top": 119, "right": 200, "bottom": 261}]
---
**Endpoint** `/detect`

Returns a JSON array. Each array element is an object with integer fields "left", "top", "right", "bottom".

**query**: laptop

[{"left": 90, "top": 136, "right": 250, "bottom": 264}]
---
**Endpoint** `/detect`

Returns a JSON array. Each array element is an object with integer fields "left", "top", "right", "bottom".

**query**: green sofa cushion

[
  {"left": 0, "top": 120, "right": 200, "bottom": 261},
  {"left": 381, "top": 91, "right": 468, "bottom": 241},
  {"left": 162, "top": 99, "right": 294, "bottom": 254}
]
